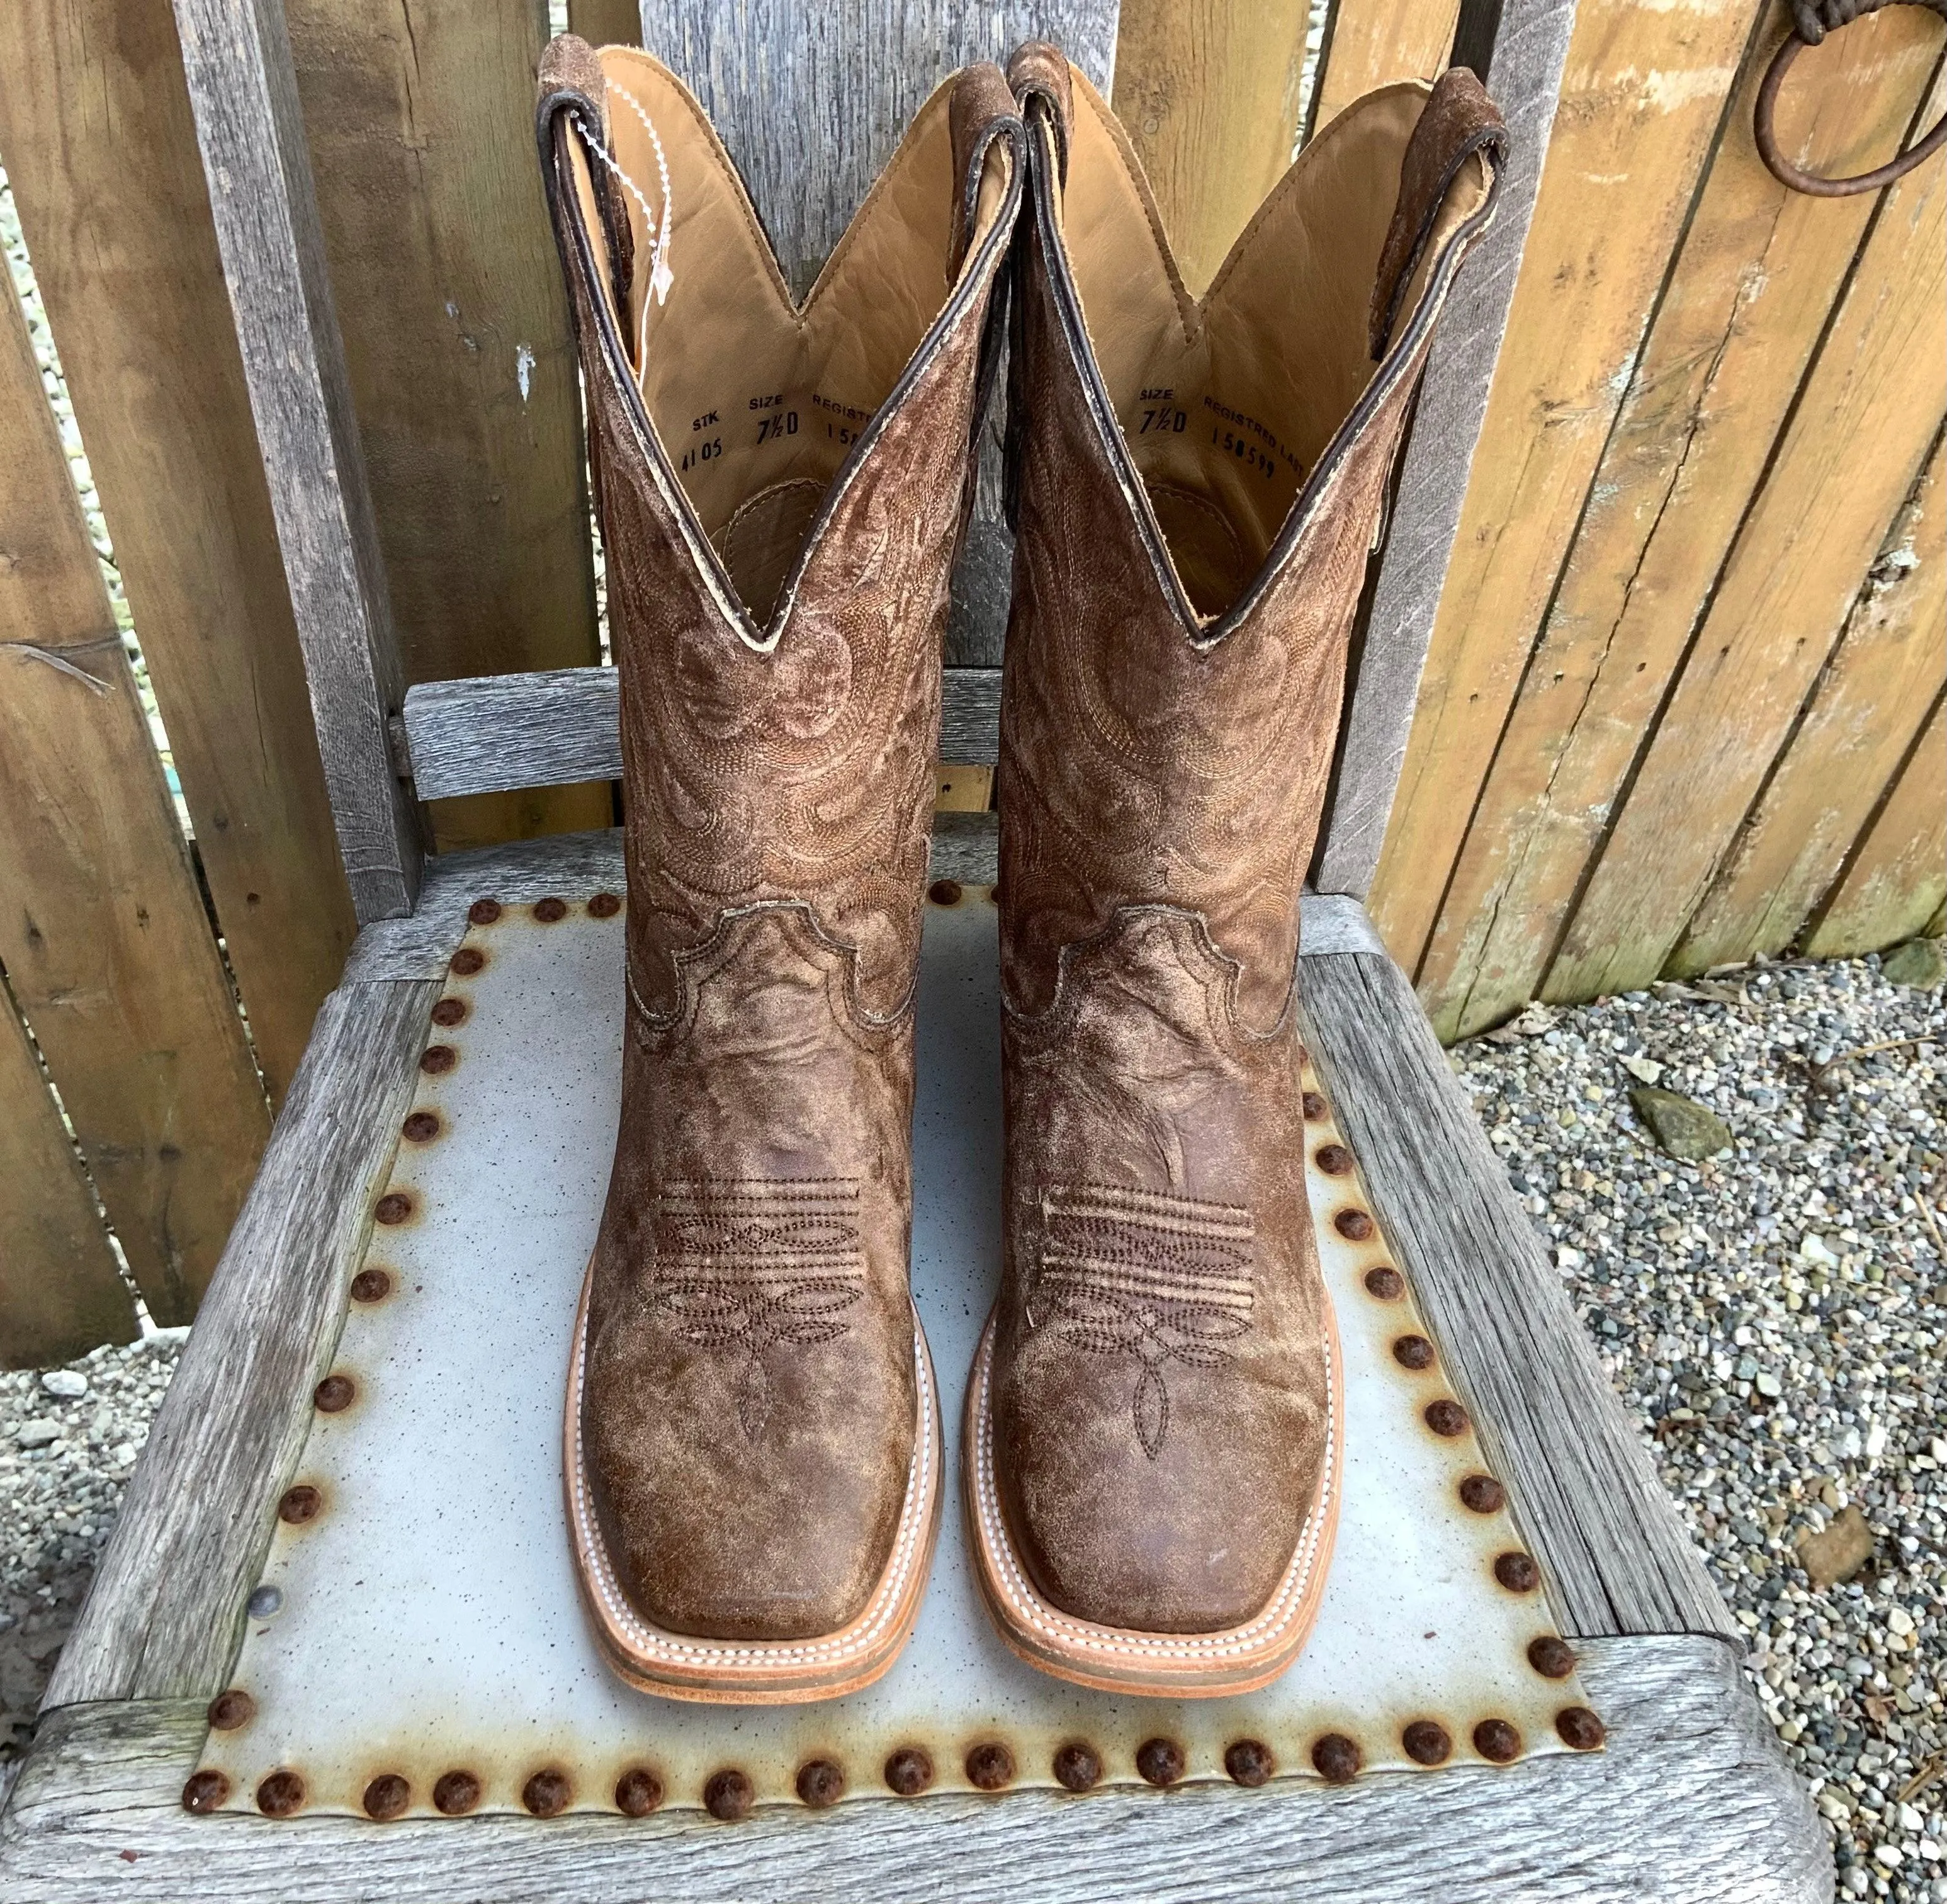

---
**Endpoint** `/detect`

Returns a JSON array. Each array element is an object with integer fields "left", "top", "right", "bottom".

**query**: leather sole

[
  {"left": 563, "top": 1263, "right": 943, "bottom": 1704},
  {"left": 962, "top": 1308, "right": 1343, "bottom": 1697}
]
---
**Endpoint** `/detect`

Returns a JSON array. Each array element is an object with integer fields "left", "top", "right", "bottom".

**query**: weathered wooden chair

[{"left": 0, "top": 0, "right": 1829, "bottom": 1897}]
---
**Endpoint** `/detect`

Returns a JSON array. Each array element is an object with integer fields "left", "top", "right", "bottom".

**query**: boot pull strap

[
  {"left": 1005, "top": 40, "right": 1073, "bottom": 184},
  {"left": 536, "top": 33, "right": 636, "bottom": 325},
  {"left": 949, "top": 63, "right": 1025, "bottom": 270},
  {"left": 1369, "top": 67, "right": 1507, "bottom": 361}
]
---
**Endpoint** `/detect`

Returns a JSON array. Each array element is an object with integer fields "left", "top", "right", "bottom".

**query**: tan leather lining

[
  {"left": 562, "top": 50, "right": 1013, "bottom": 618},
  {"left": 1056, "top": 71, "right": 1490, "bottom": 615}
]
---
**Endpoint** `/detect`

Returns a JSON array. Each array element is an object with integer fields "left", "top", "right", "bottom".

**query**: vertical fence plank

[
  {"left": 0, "top": 991, "right": 136, "bottom": 1370},
  {"left": 1310, "top": 0, "right": 1462, "bottom": 135},
  {"left": 1409, "top": 4, "right": 1943, "bottom": 1038},
  {"left": 286, "top": 0, "right": 609, "bottom": 855},
  {"left": 0, "top": 273, "right": 271, "bottom": 1327},
  {"left": 568, "top": 0, "right": 642, "bottom": 45},
  {"left": 1676, "top": 437, "right": 1945, "bottom": 972},
  {"left": 1366, "top": 0, "right": 1763, "bottom": 970},
  {"left": 1112, "top": 0, "right": 1311, "bottom": 295},
  {"left": 0, "top": 0, "right": 356, "bottom": 1105},
  {"left": 1545, "top": 86, "right": 1947, "bottom": 1002},
  {"left": 1803, "top": 695, "right": 1947, "bottom": 959}
]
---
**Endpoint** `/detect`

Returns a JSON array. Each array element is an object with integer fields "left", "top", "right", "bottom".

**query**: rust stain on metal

[
  {"left": 1310, "top": 1733, "right": 1361, "bottom": 1784},
  {"left": 206, "top": 1689, "right": 256, "bottom": 1731},
  {"left": 533, "top": 898, "right": 568, "bottom": 923},
  {"left": 1333, "top": 1208, "right": 1375, "bottom": 1242},
  {"left": 1314, "top": 1143, "right": 1353, "bottom": 1176},
  {"left": 616, "top": 1766, "right": 664, "bottom": 1815},
  {"left": 1555, "top": 1706, "right": 1606, "bottom": 1751},
  {"left": 1391, "top": 1334, "right": 1435, "bottom": 1370},
  {"left": 402, "top": 1111, "right": 441, "bottom": 1143},
  {"left": 468, "top": 900, "right": 502, "bottom": 926},
  {"left": 965, "top": 1742, "right": 1014, "bottom": 1791},
  {"left": 432, "top": 1770, "right": 482, "bottom": 1815},
  {"left": 588, "top": 893, "right": 623, "bottom": 918},
  {"left": 1494, "top": 1551, "right": 1541, "bottom": 1594},
  {"left": 1362, "top": 1264, "right": 1404, "bottom": 1300},
  {"left": 1301, "top": 1089, "right": 1328, "bottom": 1120},
  {"left": 1401, "top": 1720, "right": 1451, "bottom": 1766},
  {"left": 794, "top": 1760, "right": 844, "bottom": 1809},
  {"left": 373, "top": 1191, "right": 414, "bottom": 1226},
  {"left": 419, "top": 1045, "right": 457, "bottom": 1076},
  {"left": 521, "top": 1768, "right": 572, "bottom": 1817},
  {"left": 181, "top": 1769, "right": 230, "bottom": 1813},
  {"left": 1136, "top": 1737, "right": 1185, "bottom": 1788},
  {"left": 363, "top": 1773, "right": 410, "bottom": 1820},
  {"left": 703, "top": 1768, "right": 753, "bottom": 1820},
  {"left": 1472, "top": 1719, "right": 1522, "bottom": 1764},
  {"left": 313, "top": 1374, "right": 355, "bottom": 1415},
  {"left": 431, "top": 999, "right": 468, "bottom": 1029},
  {"left": 1528, "top": 1635, "right": 1577, "bottom": 1679},
  {"left": 349, "top": 1267, "right": 392, "bottom": 1304},
  {"left": 1459, "top": 1473, "right": 1506, "bottom": 1514},
  {"left": 256, "top": 1769, "right": 305, "bottom": 1816},
  {"left": 927, "top": 879, "right": 963, "bottom": 907},
  {"left": 884, "top": 1746, "right": 933, "bottom": 1797},
  {"left": 449, "top": 947, "right": 487, "bottom": 977},
  {"left": 1424, "top": 1397, "right": 1468, "bottom": 1437},
  {"left": 1053, "top": 1742, "right": 1101, "bottom": 1791},
  {"left": 1224, "top": 1738, "right": 1273, "bottom": 1787},
  {"left": 277, "top": 1485, "right": 322, "bottom": 1526}
]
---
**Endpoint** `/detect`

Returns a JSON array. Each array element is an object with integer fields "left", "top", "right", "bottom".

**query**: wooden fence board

[
  {"left": 567, "top": 0, "right": 642, "bottom": 45},
  {"left": 0, "top": 0, "right": 356, "bottom": 1106},
  {"left": 1547, "top": 82, "right": 1947, "bottom": 1002},
  {"left": 1411, "top": 4, "right": 1944, "bottom": 1038},
  {"left": 1677, "top": 435, "right": 1945, "bottom": 972},
  {"left": 0, "top": 990, "right": 136, "bottom": 1371},
  {"left": 0, "top": 273, "right": 270, "bottom": 1329},
  {"left": 1310, "top": 0, "right": 1461, "bottom": 136},
  {"left": 286, "top": 0, "right": 608, "bottom": 856},
  {"left": 1803, "top": 694, "right": 1947, "bottom": 961},
  {"left": 1366, "top": 0, "right": 1762, "bottom": 972}
]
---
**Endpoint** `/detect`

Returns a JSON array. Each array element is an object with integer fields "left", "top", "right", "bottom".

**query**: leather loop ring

[{"left": 1753, "top": 0, "right": 1947, "bottom": 197}]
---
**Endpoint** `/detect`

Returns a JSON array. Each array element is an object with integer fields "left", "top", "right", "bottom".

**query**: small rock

[
  {"left": 14, "top": 1420, "right": 61, "bottom": 1450},
  {"left": 1801, "top": 1232, "right": 1842, "bottom": 1266},
  {"left": 1798, "top": 1505, "right": 1877, "bottom": 1588},
  {"left": 1881, "top": 938, "right": 1946, "bottom": 989},
  {"left": 1628, "top": 1087, "right": 1732, "bottom": 1161},
  {"left": 39, "top": 1371, "right": 87, "bottom": 1400},
  {"left": 1622, "top": 1053, "right": 1665, "bottom": 1085}
]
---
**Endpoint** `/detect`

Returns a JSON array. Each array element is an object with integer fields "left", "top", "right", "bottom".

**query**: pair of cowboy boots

[{"left": 536, "top": 36, "right": 1503, "bottom": 1703}]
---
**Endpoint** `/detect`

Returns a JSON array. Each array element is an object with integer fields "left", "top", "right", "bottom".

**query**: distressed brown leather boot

[
  {"left": 965, "top": 47, "right": 1504, "bottom": 1696},
  {"left": 536, "top": 37, "right": 1020, "bottom": 1702}
]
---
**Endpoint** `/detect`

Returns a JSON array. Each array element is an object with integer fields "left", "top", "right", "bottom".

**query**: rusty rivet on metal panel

[
  {"left": 432, "top": 1770, "right": 482, "bottom": 1815},
  {"left": 927, "top": 879, "right": 963, "bottom": 907},
  {"left": 884, "top": 1746, "right": 933, "bottom": 1797},
  {"left": 965, "top": 1742, "right": 1015, "bottom": 1791},
  {"left": 1310, "top": 1734, "right": 1362, "bottom": 1784},
  {"left": 1459, "top": 1473, "right": 1506, "bottom": 1514},
  {"left": 533, "top": 897, "right": 568, "bottom": 922},
  {"left": 1053, "top": 1742, "right": 1101, "bottom": 1792},
  {"left": 1315, "top": 1143, "right": 1353, "bottom": 1176},
  {"left": 1363, "top": 1264, "right": 1404, "bottom": 1300},
  {"left": 313, "top": 1374, "right": 355, "bottom": 1414},
  {"left": 1425, "top": 1397, "right": 1467, "bottom": 1437},
  {"left": 402, "top": 1111, "right": 441, "bottom": 1143},
  {"left": 420, "top": 1045, "right": 456, "bottom": 1075},
  {"left": 349, "top": 1267, "right": 392, "bottom": 1304},
  {"left": 703, "top": 1768, "right": 753, "bottom": 1821},
  {"left": 589, "top": 892, "right": 623, "bottom": 918},
  {"left": 431, "top": 997, "right": 468, "bottom": 1028},
  {"left": 206, "top": 1688, "right": 256, "bottom": 1731},
  {"left": 181, "top": 1769, "right": 230, "bottom": 1813},
  {"left": 1301, "top": 1089, "right": 1328, "bottom": 1121},
  {"left": 1494, "top": 1551, "right": 1541, "bottom": 1594},
  {"left": 522, "top": 1769, "right": 572, "bottom": 1817},
  {"left": 363, "top": 1774, "right": 410, "bottom": 1820},
  {"left": 1333, "top": 1208, "right": 1375, "bottom": 1242},
  {"left": 1555, "top": 1706, "right": 1606, "bottom": 1751},
  {"left": 1136, "top": 1737, "right": 1186, "bottom": 1788},
  {"left": 256, "top": 1769, "right": 305, "bottom": 1816},
  {"left": 1528, "top": 1635, "right": 1577, "bottom": 1679},
  {"left": 1392, "top": 1334, "right": 1435, "bottom": 1371},
  {"left": 794, "top": 1760, "right": 844, "bottom": 1809},
  {"left": 1402, "top": 1720, "right": 1452, "bottom": 1766},
  {"left": 278, "top": 1485, "right": 322, "bottom": 1526},
  {"left": 616, "top": 1767, "right": 665, "bottom": 1816},
  {"left": 1224, "top": 1739, "right": 1274, "bottom": 1787},
  {"left": 373, "top": 1192, "right": 413, "bottom": 1225},
  {"left": 468, "top": 900, "right": 502, "bottom": 926},
  {"left": 449, "top": 946, "right": 486, "bottom": 976},
  {"left": 1473, "top": 1719, "right": 1523, "bottom": 1764}
]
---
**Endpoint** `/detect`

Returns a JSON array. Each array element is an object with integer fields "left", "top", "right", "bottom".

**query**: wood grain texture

[
  {"left": 1310, "top": 0, "right": 1462, "bottom": 135},
  {"left": 567, "top": 0, "right": 641, "bottom": 45},
  {"left": 1365, "top": 0, "right": 1763, "bottom": 970},
  {"left": 1678, "top": 436, "right": 1946, "bottom": 973},
  {"left": 1412, "top": 6, "right": 1946, "bottom": 1037},
  {"left": 0, "top": 988, "right": 136, "bottom": 1371},
  {"left": 1312, "top": 0, "right": 1579, "bottom": 898},
  {"left": 287, "top": 0, "right": 608, "bottom": 856},
  {"left": 0, "top": 0, "right": 356, "bottom": 1105},
  {"left": 1803, "top": 693, "right": 1947, "bottom": 960},
  {"left": 4, "top": 1638, "right": 1824, "bottom": 1901},
  {"left": 1546, "top": 86, "right": 1947, "bottom": 1004},
  {"left": 1301, "top": 950, "right": 1735, "bottom": 1643},
  {"left": 0, "top": 271, "right": 269, "bottom": 1330},
  {"left": 42, "top": 981, "right": 436, "bottom": 1709},
  {"left": 1111, "top": 0, "right": 1311, "bottom": 297},
  {"left": 169, "top": 0, "right": 422, "bottom": 924}
]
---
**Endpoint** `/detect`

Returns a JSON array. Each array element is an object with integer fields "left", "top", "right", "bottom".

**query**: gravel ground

[{"left": 2, "top": 948, "right": 1941, "bottom": 1897}]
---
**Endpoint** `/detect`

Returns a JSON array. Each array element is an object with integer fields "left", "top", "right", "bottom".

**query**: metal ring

[{"left": 1754, "top": 6, "right": 1947, "bottom": 197}]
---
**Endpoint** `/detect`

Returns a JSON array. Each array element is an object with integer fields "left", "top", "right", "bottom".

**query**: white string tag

[{"left": 568, "top": 86, "right": 674, "bottom": 388}]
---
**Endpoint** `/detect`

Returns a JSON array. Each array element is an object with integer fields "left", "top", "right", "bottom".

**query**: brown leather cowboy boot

[
  {"left": 536, "top": 36, "right": 1020, "bottom": 1702},
  {"left": 965, "top": 47, "right": 1504, "bottom": 1696}
]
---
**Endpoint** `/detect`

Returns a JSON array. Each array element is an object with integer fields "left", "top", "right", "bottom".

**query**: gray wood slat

[
  {"left": 42, "top": 980, "right": 439, "bottom": 1708},
  {"left": 399, "top": 666, "right": 1002, "bottom": 801},
  {"left": 1299, "top": 949, "right": 1735, "bottom": 1643},
  {"left": 6, "top": 1637, "right": 1823, "bottom": 1901},
  {"left": 169, "top": 0, "right": 422, "bottom": 922},
  {"left": 1312, "top": 0, "right": 1581, "bottom": 898}
]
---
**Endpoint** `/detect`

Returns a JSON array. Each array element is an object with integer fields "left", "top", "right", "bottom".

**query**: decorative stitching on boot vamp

[{"left": 1036, "top": 1182, "right": 1254, "bottom": 1459}]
